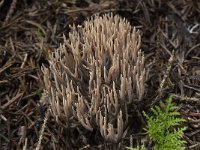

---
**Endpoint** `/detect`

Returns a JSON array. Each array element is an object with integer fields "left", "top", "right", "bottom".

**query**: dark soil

[{"left": 0, "top": 0, "right": 200, "bottom": 149}]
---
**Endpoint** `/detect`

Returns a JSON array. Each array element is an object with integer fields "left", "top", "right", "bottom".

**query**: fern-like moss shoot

[{"left": 143, "top": 96, "right": 186, "bottom": 150}]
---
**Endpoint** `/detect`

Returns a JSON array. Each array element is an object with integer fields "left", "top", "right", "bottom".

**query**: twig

[
  {"left": 0, "top": 92, "right": 23, "bottom": 110},
  {"left": 0, "top": 0, "right": 5, "bottom": 9},
  {"left": 171, "top": 94, "right": 200, "bottom": 103},
  {"left": 151, "top": 50, "right": 174, "bottom": 106},
  {"left": 35, "top": 107, "right": 50, "bottom": 150},
  {"left": 3, "top": 0, "right": 17, "bottom": 27}
]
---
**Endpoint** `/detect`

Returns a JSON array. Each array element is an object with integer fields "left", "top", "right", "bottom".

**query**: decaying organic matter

[
  {"left": 1, "top": 0, "right": 200, "bottom": 149},
  {"left": 42, "top": 13, "right": 146, "bottom": 143}
]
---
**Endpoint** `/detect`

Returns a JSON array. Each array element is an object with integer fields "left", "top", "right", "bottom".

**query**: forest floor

[{"left": 0, "top": 0, "right": 200, "bottom": 149}]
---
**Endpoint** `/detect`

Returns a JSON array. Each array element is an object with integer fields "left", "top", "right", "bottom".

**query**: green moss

[
  {"left": 143, "top": 96, "right": 186, "bottom": 150},
  {"left": 127, "top": 96, "right": 186, "bottom": 150}
]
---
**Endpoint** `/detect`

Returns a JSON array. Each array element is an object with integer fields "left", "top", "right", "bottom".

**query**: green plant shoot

[{"left": 143, "top": 96, "right": 186, "bottom": 150}]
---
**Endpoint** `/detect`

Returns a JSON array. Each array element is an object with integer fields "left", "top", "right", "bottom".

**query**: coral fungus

[{"left": 42, "top": 13, "right": 145, "bottom": 143}]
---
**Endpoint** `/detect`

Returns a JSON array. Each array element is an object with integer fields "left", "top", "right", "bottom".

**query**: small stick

[
  {"left": 151, "top": 50, "right": 174, "bottom": 106},
  {"left": 0, "top": 0, "right": 5, "bottom": 9},
  {"left": 3, "top": 0, "right": 17, "bottom": 27},
  {"left": 35, "top": 107, "right": 50, "bottom": 150}
]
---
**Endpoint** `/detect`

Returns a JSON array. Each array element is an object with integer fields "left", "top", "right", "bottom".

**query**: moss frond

[{"left": 143, "top": 96, "right": 186, "bottom": 150}]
